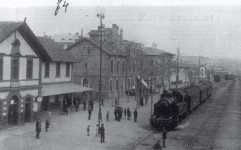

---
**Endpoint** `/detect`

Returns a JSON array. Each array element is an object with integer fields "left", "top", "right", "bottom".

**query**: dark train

[
  {"left": 150, "top": 81, "right": 212, "bottom": 130},
  {"left": 224, "top": 73, "right": 235, "bottom": 80},
  {"left": 214, "top": 74, "right": 221, "bottom": 82}
]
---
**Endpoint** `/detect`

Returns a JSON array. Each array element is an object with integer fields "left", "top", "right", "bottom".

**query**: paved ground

[
  {"left": 0, "top": 93, "right": 159, "bottom": 150},
  {"left": 133, "top": 80, "right": 241, "bottom": 150}
]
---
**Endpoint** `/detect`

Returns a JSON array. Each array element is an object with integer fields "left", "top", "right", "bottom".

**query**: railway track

[
  {"left": 186, "top": 81, "right": 235, "bottom": 150},
  {"left": 128, "top": 81, "right": 233, "bottom": 150}
]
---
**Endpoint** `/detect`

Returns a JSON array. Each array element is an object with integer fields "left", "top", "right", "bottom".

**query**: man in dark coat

[
  {"left": 162, "top": 128, "right": 167, "bottom": 148},
  {"left": 74, "top": 98, "right": 79, "bottom": 112},
  {"left": 45, "top": 119, "right": 50, "bottom": 132},
  {"left": 83, "top": 100, "right": 87, "bottom": 111},
  {"left": 120, "top": 107, "right": 123, "bottom": 119},
  {"left": 134, "top": 108, "right": 138, "bottom": 122},
  {"left": 114, "top": 107, "right": 118, "bottom": 121},
  {"left": 36, "top": 119, "right": 41, "bottom": 139},
  {"left": 153, "top": 140, "right": 162, "bottom": 150},
  {"left": 118, "top": 107, "right": 121, "bottom": 122},
  {"left": 88, "top": 107, "right": 92, "bottom": 120},
  {"left": 127, "top": 107, "right": 131, "bottom": 120},
  {"left": 89, "top": 100, "right": 94, "bottom": 111},
  {"left": 99, "top": 123, "right": 105, "bottom": 143},
  {"left": 124, "top": 108, "right": 127, "bottom": 117}
]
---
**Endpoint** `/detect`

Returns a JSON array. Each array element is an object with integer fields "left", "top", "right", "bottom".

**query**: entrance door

[
  {"left": 8, "top": 96, "right": 18, "bottom": 126},
  {"left": 24, "top": 98, "right": 31, "bottom": 123},
  {"left": 41, "top": 97, "right": 49, "bottom": 111}
]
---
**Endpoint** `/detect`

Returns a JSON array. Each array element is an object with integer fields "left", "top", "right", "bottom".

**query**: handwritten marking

[{"left": 54, "top": 0, "right": 69, "bottom": 16}]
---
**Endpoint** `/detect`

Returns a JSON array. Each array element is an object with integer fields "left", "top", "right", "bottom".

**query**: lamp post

[{"left": 97, "top": 11, "right": 104, "bottom": 130}]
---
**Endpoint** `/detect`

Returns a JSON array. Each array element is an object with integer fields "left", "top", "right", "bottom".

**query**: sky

[{"left": 1, "top": 0, "right": 241, "bottom": 59}]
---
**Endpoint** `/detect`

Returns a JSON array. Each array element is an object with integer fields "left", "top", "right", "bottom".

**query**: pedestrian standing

[
  {"left": 124, "top": 108, "right": 127, "bottom": 117},
  {"left": 88, "top": 107, "right": 92, "bottom": 120},
  {"left": 45, "top": 119, "right": 50, "bottom": 132},
  {"left": 153, "top": 140, "right": 162, "bottom": 150},
  {"left": 120, "top": 107, "right": 123, "bottom": 119},
  {"left": 98, "top": 109, "right": 102, "bottom": 122},
  {"left": 74, "top": 98, "right": 79, "bottom": 112},
  {"left": 95, "top": 124, "right": 99, "bottom": 137},
  {"left": 87, "top": 125, "right": 90, "bottom": 136},
  {"left": 114, "top": 107, "right": 118, "bottom": 121},
  {"left": 83, "top": 100, "right": 86, "bottom": 111},
  {"left": 101, "top": 99, "right": 104, "bottom": 107},
  {"left": 106, "top": 111, "right": 109, "bottom": 122},
  {"left": 127, "top": 107, "right": 131, "bottom": 120},
  {"left": 162, "top": 128, "right": 167, "bottom": 148},
  {"left": 100, "top": 123, "right": 105, "bottom": 143},
  {"left": 134, "top": 108, "right": 138, "bottom": 122},
  {"left": 36, "top": 119, "right": 41, "bottom": 139},
  {"left": 118, "top": 107, "right": 121, "bottom": 122}
]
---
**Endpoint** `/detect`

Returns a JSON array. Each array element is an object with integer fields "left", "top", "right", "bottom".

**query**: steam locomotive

[{"left": 150, "top": 81, "right": 212, "bottom": 130}]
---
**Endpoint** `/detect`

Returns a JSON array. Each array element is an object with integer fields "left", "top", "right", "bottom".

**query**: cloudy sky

[{"left": 1, "top": 0, "right": 241, "bottom": 59}]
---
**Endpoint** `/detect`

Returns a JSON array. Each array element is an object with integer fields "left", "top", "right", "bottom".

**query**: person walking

[
  {"left": 36, "top": 119, "right": 41, "bottom": 139},
  {"left": 88, "top": 107, "right": 92, "bottom": 120},
  {"left": 120, "top": 107, "right": 123, "bottom": 119},
  {"left": 162, "top": 128, "right": 167, "bottom": 148},
  {"left": 74, "top": 98, "right": 79, "bottom": 112},
  {"left": 118, "top": 107, "right": 121, "bottom": 122},
  {"left": 134, "top": 108, "right": 138, "bottom": 122},
  {"left": 99, "top": 123, "right": 105, "bottom": 143},
  {"left": 124, "top": 108, "right": 127, "bottom": 118},
  {"left": 153, "top": 140, "right": 162, "bottom": 150},
  {"left": 127, "top": 107, "right": 131, "bottom": 120},
  {"left": 89, "top": 100, "right": 94, "bottom": 111},
  {"left": 106, "top": 111, "right": 109, "bottom": 122},
  {"left": 87, "top": 125, "right": 90, "bottom": 136},
  {"left": 45, "top": 119, "right": 50, "bottom": 132}
]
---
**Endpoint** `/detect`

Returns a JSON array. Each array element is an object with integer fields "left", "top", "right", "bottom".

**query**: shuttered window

[
  {"left": 45, "top": 62, "right": 50, "bottom": 78},
  {"left": 66, "top": 63, "right": 70, "bottom": 77}
]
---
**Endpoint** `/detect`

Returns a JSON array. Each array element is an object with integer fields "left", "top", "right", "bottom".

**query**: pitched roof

[
  {"left": 38, "top": 36, "right": 77, "bottom": 62},
  {"left": 67, "top": 37, "right": 126, "bottom": 56},
  {"left": 142, "top": 47, "right": 175, "bottom": 57},
  {"left": 0, "top": 21, "right": 50, "bottom": 60}
]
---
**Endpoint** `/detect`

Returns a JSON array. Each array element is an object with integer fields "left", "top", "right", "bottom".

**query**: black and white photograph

[{"left": 0, "top": 0, "right": 241, "bottom": 149}]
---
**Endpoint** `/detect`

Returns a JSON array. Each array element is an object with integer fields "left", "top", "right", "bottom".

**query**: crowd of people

[{"left": 35, "top": 95, "right": 167, "bottom": 148}]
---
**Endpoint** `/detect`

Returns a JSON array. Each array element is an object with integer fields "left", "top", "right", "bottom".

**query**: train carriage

[{"left": 184, "top": 85, "right": 201, "bottom": 112}]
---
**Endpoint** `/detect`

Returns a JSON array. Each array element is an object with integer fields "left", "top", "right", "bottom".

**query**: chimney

[
  {"left": 81, "top": 29, "right": 83, "bottom": 37},
  {"left": 120, "top": 29, "right": 123, "bottom": 41}
]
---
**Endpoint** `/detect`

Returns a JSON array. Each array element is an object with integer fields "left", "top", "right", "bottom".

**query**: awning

[{"left": 41, "top": 83, "right": 93, "bottom": 97}]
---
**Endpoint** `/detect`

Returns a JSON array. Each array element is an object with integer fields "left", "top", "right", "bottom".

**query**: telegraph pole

[
  {"left": 175, "top": 47, "right": 180, "bottom": 88},
  {"left": 97, "top": 11, "right": 104, "bottom": 130}
]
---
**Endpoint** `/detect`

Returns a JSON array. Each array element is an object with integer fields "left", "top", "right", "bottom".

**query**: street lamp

[{"left": 97, "top": 11, "right": 104, "bottom": 131}]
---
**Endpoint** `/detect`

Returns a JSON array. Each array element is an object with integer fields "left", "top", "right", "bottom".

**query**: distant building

[{"left": 51, "top": 32, "right": 82, "bottom": 49}]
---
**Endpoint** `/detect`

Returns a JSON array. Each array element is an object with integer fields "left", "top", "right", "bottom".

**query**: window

[
  {"left": 66, "top": 63, "right": 70, "bottom": 77},
  {"left": 110, "top": 60, "right": 114, "bottom": 73},
  {"left": 87, "top": 47, "right": 91, "bottom": 55},
  {"left": 109, "top": 79, "right": 113, "bottom": 92},
  {"left": 122, "top": 60, "right": 125, "bottom": 74},
  {"left": 26, "top": 58, "right": 33, "bottom": 79},
  {"left": 45, "top": 62, "right": 50, "bottom": 78},
  {"left": 11, "top": 57, "right": 19, "bottom": 80},
  {"left": 84, "top": 63, "right": 88, "bottom": 69},
  {"left": 133, "top": 62, "right": 136, "bottom": 72},
  {"left": 117, "top": 60, "right": 120, "bottom": 74},
  {"left": 116, "top": 79, "right": 119, "bottom": 90},
  {"left": 0, "top": 57, "right": 3, "bottom": 80},
  {"left": 56, "top": 62, "right": 61, "bottom": 77}
]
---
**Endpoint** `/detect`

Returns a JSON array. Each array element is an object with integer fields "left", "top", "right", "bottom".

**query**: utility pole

[
  {"left": 97, "top": 11, "right": 104, "bottom": 130},
  {"left": 117, "top": 59, "right": 120, "bottom": 105},
  {"left": 175, "top": 47, "right": 180, "bottom": 89}
]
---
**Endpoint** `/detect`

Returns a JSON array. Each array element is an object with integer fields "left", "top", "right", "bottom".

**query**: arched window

[{"left": 11, "top": 57, "right": 19, "bottom": 80}]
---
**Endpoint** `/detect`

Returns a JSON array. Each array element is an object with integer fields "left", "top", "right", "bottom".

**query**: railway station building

[{"left": 0, "top": 21, "right": 93, "bottom": 129}]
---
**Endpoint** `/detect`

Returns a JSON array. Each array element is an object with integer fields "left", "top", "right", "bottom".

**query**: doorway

[
  {"left": 24, "top": 98, "right": 31, "bottom": 123},
  {"left": 8, "top": 96, "right": 19, "bottom": 126}
]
